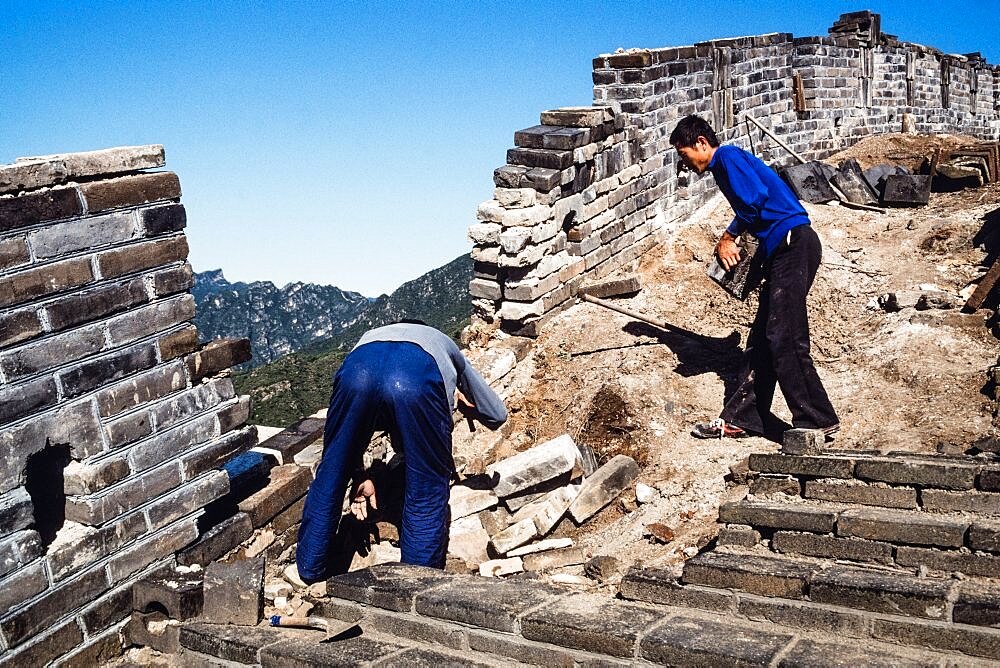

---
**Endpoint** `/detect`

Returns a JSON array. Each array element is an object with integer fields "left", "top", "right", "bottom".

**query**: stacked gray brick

[
  {"left": 471, "top": 11, "right": 1000, "bottom": 335},
  {"left": 0, "top": 146, "right": 256, "bottom": 665}
]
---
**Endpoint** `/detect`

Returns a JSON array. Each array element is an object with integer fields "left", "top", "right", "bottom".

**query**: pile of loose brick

[
  {"left": 172, "top": 448, "right": 1000, "bottom": 666},
  {"left": 0, "top": 146, "right": 258, "bottom": 665},
  {"left": 470, "top": 9, "right": 1000, "bottom": 339}
]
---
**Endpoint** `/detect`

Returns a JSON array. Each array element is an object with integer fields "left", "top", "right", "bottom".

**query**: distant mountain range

[
  {"left": 192, "top": 269, "right": 371, "bottom": 367},
  {"left": 192, "top": 255, "right": 474, "bottom": 427}
]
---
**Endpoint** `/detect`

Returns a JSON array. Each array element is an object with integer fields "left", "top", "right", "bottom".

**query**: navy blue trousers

[
  {"left": 720, "top": 225, "right": 839, "bottom": 433},
  {"left": 296, "top": 342, "right": 454, "bottom": 583}
]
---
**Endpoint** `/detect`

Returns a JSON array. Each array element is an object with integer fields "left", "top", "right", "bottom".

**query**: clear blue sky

[{"left": 3, "top": 1, "right": 997, "bottom": 296}]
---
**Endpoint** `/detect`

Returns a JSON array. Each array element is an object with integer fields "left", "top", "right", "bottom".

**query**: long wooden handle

[{"left": 580, "top": 293, "right": 669, "bottom": 330}]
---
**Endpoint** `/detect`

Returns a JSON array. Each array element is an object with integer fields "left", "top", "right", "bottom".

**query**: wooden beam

[{"left": 964, "top": 257, "right": 1000, "bottom": 312}]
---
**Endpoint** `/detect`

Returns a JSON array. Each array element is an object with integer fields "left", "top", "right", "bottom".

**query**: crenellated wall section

[{"left": 470, "top": 11, "right": 1000, "bottom": 335}]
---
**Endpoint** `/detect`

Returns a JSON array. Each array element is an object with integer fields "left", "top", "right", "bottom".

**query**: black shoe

[{"left": 691, "top": 419, "right": 750, "bottom": 439}]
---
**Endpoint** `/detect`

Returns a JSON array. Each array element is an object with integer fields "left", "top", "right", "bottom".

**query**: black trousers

[{"left": 720, "top": 224, "right": 839, "bottom": 433}]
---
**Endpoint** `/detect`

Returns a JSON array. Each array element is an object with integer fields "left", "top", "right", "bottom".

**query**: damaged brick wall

[
  {"left": 471, "top": 10, "right": 1000, "bottom": 335},
  {"left": 0, "top": 146, "right": 256, "bottom": 665}
]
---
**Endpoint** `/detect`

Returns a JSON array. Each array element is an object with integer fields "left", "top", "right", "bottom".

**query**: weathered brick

[
  {"left": 0, "top": 530, "right": 42, "bottom": 579},
  {"left": 184, "top": 338, "right": 252, "bottom": 382},
  {"left": 97, "top": 236, "right": 188, "bottom": 279},
  {"left": 147, "top": 471, "right": 229, "bottom": 530},
  {"left": 361, "top": 607, "right": 466, "bottom": 650},
  {"left": 639, "top": 614, "right": 794, "bottom": 666},
  {"left": 180, "top": 426, "right": 257, "bottom": 480},
  {"left": 521, "top": 593, "right": 661, "bottom": 657},
  {"left": 0, "top": 619, "right": 83, "bottom": 667},
  {"left": 466, "top": 629, "right": 582, "bottom": 667},
  {"left": 94, "top": 360, "right": 187, "bottom": 417},
  {"left": 139, "top": 203, "right": 186, "bottom": 235},
  {"left": 217, "top": 396, "right": 251, "bottom": 433},
  {"left": 969, "top": 521, "right": 1000, "bottom": 552},
  {"left": 0, "top": 235, "right": 30, "bottom": 272},
  {"left": 521, "top": 546, "right": 591, "bottom": 572},
  {"left": 66, "top": 463, "right": 182, "bottom": 525},
  {"left": 158, "top": 325, "right": 199, "bottom": 361},
  {"left": 921, "top": 489, "right": 1000, "bottom": 515},
  {"left": 0, "top": 562, "right": 49, "bottom": 617},
  {"left": 80, "top": 586, "right": 132, "bottom": 637},
  {"left": 507, "top": 148, "right": 574, "bottom": 170},
  {"left": 54, "top": 629, "right": 125, "bottom": 667},
  {"left": 177, "top": 512, "right": 253, "bottom": 567},
  {"left": 871, "top": 617, "right": 1000, "bottom": 660},
  {"left": 809, "top": 565, "right": 952, "bottom": 619},
  {"left": 0, "top": 187, "right": 82, "bottom": 232},
  {"left": 980, "top": 468, "right": 1000, "bottom": 492},
  {"left": 129, "top": 412, "right": 219, "bottom": 471},
  {"left": 325, "top": 564, "right": 453, "bottom": 612},
  {"left": 43, "top": 278, "right": 148, "bottom": 331},
  {"left": 152, "top": 378, "right": 232, "bottom": 430},
  {"left": 719, "top": 500, "right": 837, "bottom": 533},
  {"left": 415, "top": 577, "right": 563, "bottom": 633},
  {"left": 151, "top": 262, "right": 194, "bottom": 296},
  {"left": 29, "top": 210, "right": 137, "bottom": 258},
  {"left": 105, "top": 517, "right": 198, "bottom": 583},
  {"left": 0, "top": 145, "right": 164, "bottom": 194},
  {"left": 804, "top": 477, "right": 918, "bottom": 509},
  {"left": 271, "top": 495, "right": 305, "bottom": 533},
  {"left": 748, "top": 453, "right": 855, "bottom": 478},
  {"left": 47, "top": 514, "right": 146, "bottom": 581},
  {"left": 568, "top": 454, "right": 639, "bottom": 523},
  {"left": 837, "top": 507, "right": 968, "bottom": 547},
  {"left": 133, "top": 565, "right": 204, "bottom": 620},
  {"left": 106, "top": 296, "right": 195, "bottom": 346},
  {"left": 201, "top": 557, "right": 264, "bottom": 626},
  {"left": 0, "top": 324, "right": 106, "bottom": 381},
  {"left": 259, "top": 637, "right": 402, "bottom": 667},
  {"left": 896, "top": 545, "right": 1000, "bottom": 578},
  {"left": 0, "top": 376, "right": 57, "bottom": 426},
  {"left": 59, "top": 342, "right": 159, "bottom": 398},
  {"left": 104, "top": 409, "right": 152, "bottom": 447},
  {"left": 0, "top": 309, "right": 44, "bottom": 348},
  {"left": 854, "top": 457, "right": 978, "bottom": 490},
  {"left": 63, "top": 457, "right": 131, "bottom": 495},
  {"left": 254, "top": 429, "right": 319, "bottom": 463},
  {"left": 772, "top": 531, "right": 894, "bottom": 564},
  {"left": 682, "top": 551, "right": 818, "bottom": 598},
  {"left": 0, "top": 257, "right": 93, "bottom": 309},
  {"left": 0, "top": 566, "right": 109, "bottom": 648},
  {"left": 749, "top": 474, "right": 801, "bottom": 497},
  {"left": 179, "top": 623, "right": 292, "bottom": 665},
  {"left": 780, "top": 637, "right": 936, "bottom": 667},
  {"left": 79, "top": 172, "right": 180, "bottom": 213},
  {"left": 953, "top": 583, "right": 1000, "bottom": 628},
  {"left": 735, "top": 595, "right": 870, "bottom": 638},
  {"left": 237, "top": 464, "right": 311, "bottom": 528}
]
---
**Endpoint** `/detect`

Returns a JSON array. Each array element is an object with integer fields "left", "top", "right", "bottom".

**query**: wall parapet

[
  {"left": 470, "top": 10, "right": 1000, "bottom": 335},
  {"left": 0, "top": 146, "right": 256, "bottom": 664}
]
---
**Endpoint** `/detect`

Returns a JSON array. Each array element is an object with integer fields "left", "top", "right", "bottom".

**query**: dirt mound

[{"left": 827, "top": 131, "right": 982, "bottom": 170}]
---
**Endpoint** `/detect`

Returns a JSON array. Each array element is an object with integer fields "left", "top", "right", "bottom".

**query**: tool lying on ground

[
  {"left": 269, "top": 615, "right": 361, "bottom": 639},
  {"left": 580, "top": 293, "right": 719, "bottom": 348}
]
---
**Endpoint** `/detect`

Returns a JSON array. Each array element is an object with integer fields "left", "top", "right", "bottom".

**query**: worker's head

[{"left": 670, "top": 115, "right": 719, "bottom": 174}]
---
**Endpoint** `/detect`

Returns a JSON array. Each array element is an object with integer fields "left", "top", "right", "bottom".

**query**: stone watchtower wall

[
  {"left": 0, "top": 147, "right": 256, "bottom": 665},
  {"left": 469, "top": 11, "right": 1000, "bottom": 335}
]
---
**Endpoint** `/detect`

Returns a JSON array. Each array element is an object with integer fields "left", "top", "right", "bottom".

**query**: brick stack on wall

[
  {"left": 471, "top": 10, "right": 1000, "bottom": 335},
  {"left": 0, "top": 146, "right": 256, "bottom": 665}
]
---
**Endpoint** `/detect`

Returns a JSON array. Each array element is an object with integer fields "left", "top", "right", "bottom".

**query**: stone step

[
  {"left": 720, "top": 499, "right": 996, "bottom": 554},
  {"left": 748, "top": 452, "right": 1000, "bottom": 497},
  {"left": 621, "top": 564, "right": 1000, "bottom": 662}
]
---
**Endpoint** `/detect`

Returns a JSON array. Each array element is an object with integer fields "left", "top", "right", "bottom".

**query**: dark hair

[{"left": 669, "top": 115, "right": 720, "bottom": 148}]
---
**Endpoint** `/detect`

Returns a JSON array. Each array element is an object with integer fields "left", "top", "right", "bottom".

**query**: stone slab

[
  {"left": 895, "top": 545, "right": 1000, "bottom": 578},
  {"left": 201, "top": 557, "right": 264, "bottom": 626},
  {"left": 325, "top": 564, "right": 453, "bottom": 612},
  {"left": 779, "top": 637, "right": 937, "bottom": 667},
  {"left": 522, "top": 547, "right": 591, "bottom": 572},
  {"left": 620, "top": 566, "right": 735, "bottom": 612},
  {"left": 772, "top": 531, "right": 894, "bottom": 564},
  {"left": 521, "top": 592, "right": 662, "bottom": 658},
  {"left": 448, "top": 485, "right": 498, "bottom": 521},
  {"left": 0, "top": 145, "right": 165, "bottom": 194},
  {"left": 749, "top": 453, "right": 854, "bottom": 478},
  {"left": 837, "top": 507, "right": 968, "bottom": 547},
  {"left": 639, "top": 614, "right": 794, "bottom": 666},
  {"left": 719, "top": 500, "right": 837, "bottom": 533},
  {"left": 882, "top": 174, "right": 931, "bottom": 206},
  {"left": 568, "top": 454, "right": 639, "bottom": 523},
  {"left": 414, "top": 577, "right": 564, "bottom": 633},
  {"left": 735, "top": 595, "right": 869, "bottom": 639},
  {"left": 805, "top": 478, "right": 918, "bottom": 509},
  {"left": 854, "top": 457, "right": 977, "bottom": 490},
  {"left": 809, "top": 565, "right": 952, "bottom": 619},
  {"left": 260, "top": 636, "right": 404, "bottom": 667},
  {"left": 486, "top": 434, "right": 580, "bottom": 498},
  {"left": 921, "top": 489, "right": 1000, "bottom": 515},
  {"left": 682, "top": 551, "right": 818, "bottom": 599},
  {"left": 132, "top": 566, "right": 204, "bottom": 620}
]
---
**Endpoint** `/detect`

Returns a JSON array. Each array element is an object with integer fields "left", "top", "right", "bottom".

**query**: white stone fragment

[
  {"left": 371, "top": 542, "right": 402, "bottom": 565},
  {"left": 476, "top": 200, "right": 504, "bottom": 223},
  {"left": 489, "top": 518, "right": 538, "bottom": 555},
  {"left": 468, "top": 222, "right": 502, "bottom": 244},
  {"left": 499, "top": 228, "right": 532, "bottom": 254},
  {"left": 512, "top": 483, "right": 581, "bottom": 535},
  {"left": 448, "top": 514, "right": 490, "bottom": 565},
  {"left": 635, "top": 482, "right": 657, "bottom": 504},
  {"left": 549, "top": 574, "right": 592, "bottom": 586},
  {"left": 479, "top": 557, "right": 524, "bottom": 577},
  {"left": 283, "top": 563, "right": 307, "bottom": 589},
  {"left": 293, "top": 442, "right": 323, "bottom": 474},
  {"left": 264, "top": 582, "right": 293, "bottom": 600},
  {"left": 494, "top": 188, "right": 536, "bottom": 208},
  {"left": 449, "top": 485, "right": 498, "bottom": 521},
  {"left": 568, "top": 454, "right": 640, "bottom": 523},
  {"left": 506, "top": 538, "right": 574, "bottom": 557},
  {"left": 486, "top": 434, "right": 581, "bottom": 498}
]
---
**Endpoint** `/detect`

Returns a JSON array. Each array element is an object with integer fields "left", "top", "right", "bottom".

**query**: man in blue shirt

[
  {"left": 296, "top": 321, "right": 507, "bottom": 582},
  {"left": 670, "top": 115, "right": 839, "bottom": 440}
]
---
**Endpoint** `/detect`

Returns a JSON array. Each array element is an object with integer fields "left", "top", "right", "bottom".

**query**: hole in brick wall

[
  {"left": 561, "top": 211, "right": 577, "bottom": 234},
  {"left": 25, "top": 444, "right": 71, "bottom": 548}
]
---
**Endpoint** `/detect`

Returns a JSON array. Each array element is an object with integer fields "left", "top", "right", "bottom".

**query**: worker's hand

[
  {"left": 715, "top": 234, "right": 742, "bottom": 272},
  {"left": 456, "top": 389, "right": 475, "bottom": 410},
  {"left": 350, "top": 479, "right": 377, "bottom": 521}
]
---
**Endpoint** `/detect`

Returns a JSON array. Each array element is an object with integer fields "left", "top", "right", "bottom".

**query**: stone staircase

[{"left": 175, "top": 449, "right": 1000, "bottom": 666}]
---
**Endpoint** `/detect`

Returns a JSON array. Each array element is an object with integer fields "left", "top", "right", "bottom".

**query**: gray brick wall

[
  {"left": 472, "top": 11, "right": 1000, "bottom": 334},
  {"left": 0, "top": 145, "right": 256, "bottom": 663}
]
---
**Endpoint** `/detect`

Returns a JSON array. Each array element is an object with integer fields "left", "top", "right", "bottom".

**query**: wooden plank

[{"left": 965, "top": 256, "right": 1000, "bottom": 311}]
